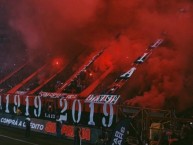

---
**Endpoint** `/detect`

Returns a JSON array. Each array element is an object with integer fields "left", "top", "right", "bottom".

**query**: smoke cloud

[
  {"left": 2, "top": 0, "right": 193, "bottom": 111},
  {"left": 4, "top": 0, "right": 101, "bottom": 60}
]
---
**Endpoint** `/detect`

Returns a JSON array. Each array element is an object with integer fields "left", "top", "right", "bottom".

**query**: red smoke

[
  {"left": 3, "top": 0, "right": 193, "bottom": 111},
  {"left": 5, "top": 0, "right": 102, "bottom": 60}
]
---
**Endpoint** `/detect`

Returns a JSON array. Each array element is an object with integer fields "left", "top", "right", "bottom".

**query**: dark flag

[{"left": 109, "top": 118, "right": 130, "bottom": 145}]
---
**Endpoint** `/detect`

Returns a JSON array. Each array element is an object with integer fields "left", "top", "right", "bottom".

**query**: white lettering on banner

[
  {"left": 0, "top": 94, "right": 116, "bottom": 127},
  {"left": 91, "top": 95, "right": 100, "bottom": 102},
  {"left": 13, "top": 95, "right": 20, "bottom": 113},
  {"left": 150, "top": 39, "right": 164, "bottom": 48},
  {"left": 5, "top": 94, "right": 10, "bottom": 113},
  {"left": 25, "top": 96, "right": 29, "bottom": 116},
  {"left": 60, "top": 97, "right": 68, "bottom": 122},
  {"left": 0, "top": 117, "right": 44, "bottom": 131},
  {"left": 106, "top": 95, "right": 119, "bottom": 104},
  {"left": 99, "top": 95, "right": 107, "bottom": 102},
  {"left": 72, "top": 100, "right": 82, "bottom": 123},
  {"left": 113, "top": 127, "right": 126, "bottom": 145},
  {"left": 85, "top": 95, "right": 120, "bottom": 104},
  {"left": 135, "top": 53, "right": 149, "bottom": 64},
  {"left": 66, "top": 95, "right": 77, "bottom": 99},
  {"left": 39, "top": 92, "right": 67, "bottom": 98},
  {"left": 15, "top": 91, "right": 27, "bottom": 95},
  {"left": 30, "top": 123, "right": 44, "bottom": 130},
  {"left": 18, "top": 121, "right": 22, "bottom": 126},
  {"left": 34, "top": 96, "right": 41, "bottom": 117},
  {"left": 45, "top": 113, "right": 55, "bottom": 119},
  {"left": 85, "top": 94, "right": 94, "bottom": 101},
  {"left": 39, "top": 92, "right": 77, "bottom": 99},
  {"left": 102, "top": 103, "right": 113, "bottom": 127},
  {"left": 88, "top": 102, "right": 95, "bottom": 125},
  {"left": 110, "top": 96, "right": 120, "bottom": 104},
  {"left": 120, "top": 67, "right": 136, "bottom": 79},
  {"left": 1, "top": 118, "right": 18, "bottom": 126}
]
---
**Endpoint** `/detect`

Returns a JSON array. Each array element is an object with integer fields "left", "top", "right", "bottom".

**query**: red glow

[
  {"left": 52, "top": 58, "right": 63, "bottom": 67},
  {"left": 89, "top": 73, "right": 93, "bottom": 77},
  {"left": 56, "top": 61, "right": 59, "bottom": 65}
]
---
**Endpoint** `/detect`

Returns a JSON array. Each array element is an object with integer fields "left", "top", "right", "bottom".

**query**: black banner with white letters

[{"left": 109, "top": 118, "right": 130, "bottom": 145}]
